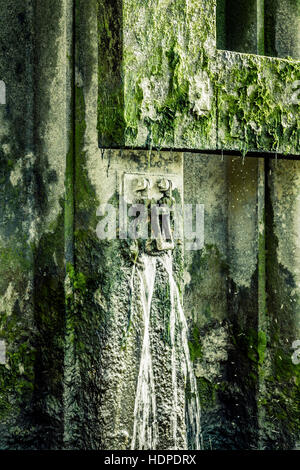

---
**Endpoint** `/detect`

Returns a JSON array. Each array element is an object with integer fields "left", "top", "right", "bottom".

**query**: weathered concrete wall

[
  {"left": 0, "top": 0, "right": 72, "bottom": 449},
  {"left": 265, "top": 0, "right": 300, "bottom": 59},
  {"left": 223, "top": 0, "right": 259, "bottom": 54},
  {"left": 0, "top": 0, "right": 35, "bottom": 448},
  {"left": 64, "top": 1, "right": 186, "bottom": 449},
  {"left": 98, "top": 0, "right": 300, "bottom": 154},
  {"left": 260, "top": 159, "right": 300, "bottom": 449},
  {"left": 67, "top": 146, "right": 184, "bottom": 450},
  {"left": 184, "top": 153, "right": 230, "bottom": 449},
  {"left": 216, "top": 52, "right": 299, "bottom": 155},
  {"left": 0, "top": 0, "right": 299, "bottom": 451},
  {"left": 184, "top": 154, "right": 264, "bottom": 449},
  {"left": 184, "top": 152, "right": 300, "bottom": 449}
]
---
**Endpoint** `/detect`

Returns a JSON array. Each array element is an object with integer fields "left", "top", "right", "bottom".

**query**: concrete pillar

[
  {"left": 226, "top": 156, "right": 264, "bottom": 449},
  {"left": 265, "top": 0, "right": 300, "bottom": 59},
  {"left": 184, "top": 154, "right": 265, "bottom": 449},
  {"left": 217, "top": 0, "right": 265, "bottom": 54},
  {"left": 0, "top": 0, "right": 35, "bottom": 448},
  {"left": 260, "top": 158, "right": 300, "bottom": 449},
  {"left": 0, "top": 0, "right": 299, "bottom": 451},
  {"left": 0, "top": 0, "right": 72, "bottom": 449},
  {"left": 225, "top": 0, "right": 259, "bottom": 54},
  {"left": 32, "top": 0, "right": 72, "bottom": 450},
  {"left": 184, "top": 153, "right": 230, "bottom": 449},
  {"left": 216, "top": 0, "right": 226, "bottom": 49}
]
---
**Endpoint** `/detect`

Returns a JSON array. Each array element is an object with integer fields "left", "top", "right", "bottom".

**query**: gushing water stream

[
  {"left": 131, "top": 254, "right": 158, "bottom": 450},
  {"left": 131, "top": 253, "right": 202, "bottom": 450}
]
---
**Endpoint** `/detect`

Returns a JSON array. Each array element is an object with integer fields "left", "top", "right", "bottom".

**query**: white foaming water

[
  {"left": 131, "top": 254, "right": 158, "bottom": 450},
  {"left": 131, "top": 253, "right": 202, "bottom": 450},
  {"left": 168, "top": 256, "right": 179, "bottom": 447},
  {"left": 160, "top": 253, "right": 202, "bottom": 450}
]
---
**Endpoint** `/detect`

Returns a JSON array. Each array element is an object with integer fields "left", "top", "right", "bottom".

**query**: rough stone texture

[
  {"left": 0, "top": 0, "right": 72, "bottom": 449},
  {"left": 184, "top": 154, "right": 263, "bottom": 449},
  {"left": 260, "top": 159, "right": 300, "bottom": 449},
  {"left": 0, "top": 0, "right": 299, "bottom": 451},
  {"left": 98, "top": 0, "right": 300, "bottom": 154},
  {"left": 217, "top": 0, "right": 264, "bottom": 56},
  {"left": 265, "top": 0, "right": 300, "bottom": 60},
  {"left": 184, "top": 153, "right": 300, "bottom": 449},
  {"left": 224, "top": 0, "right": 259, "bottom": 54},
  {"left": 67, "top": 143, "right": 186, "bottom": 449},
  {"left": 216, "top": 52, "right": 299, "bottom": 155},
  {"left": 65, "top": 1, "right": 192, "bottom": 449}
]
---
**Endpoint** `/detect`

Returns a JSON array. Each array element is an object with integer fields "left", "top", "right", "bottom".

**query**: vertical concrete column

[
  {"left": 217, "top": 0, "right": 265, "bottom": 54},
  {"left": 32, "top": 0, "right": 73, "bottom": 449},
  {"left": 184, "top": 153, "right": 230, "bottom": 449},
  {"left": 262, "top": 158, "right": 300, "bottom": 449},
  {"left": 257, "top": 0, "right": 265, "bottom": 54},
  {"left": 226, "top": 156, "right": 264, "bottom": 449},
  {"left": 63, "top": 0, "right": 100, "bottom": 450},
  {"left": 184, "top": 154, "right": 267, "bottom": 449},
  {"left": 225, "top": 0, "right": 259, "bottom": 54},
  {"left": 265, "top": 0, "right": 300, "bottom": 59},
  {"left": 216, "top": 0, "right": 226, "bottom": 49},
  {"left": 257, "top": 158, "right": 267, "bottom": 449},
  {"left": 0, "top": 0, "right": 72, "bottom": 449},
  {"left": 0, "top": 0, "right": 35, "bottom": 448}
]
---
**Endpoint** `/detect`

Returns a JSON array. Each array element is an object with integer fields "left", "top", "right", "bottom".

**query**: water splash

[{"left": 131, "top": 253, "right": 202, "bottom": 450}]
